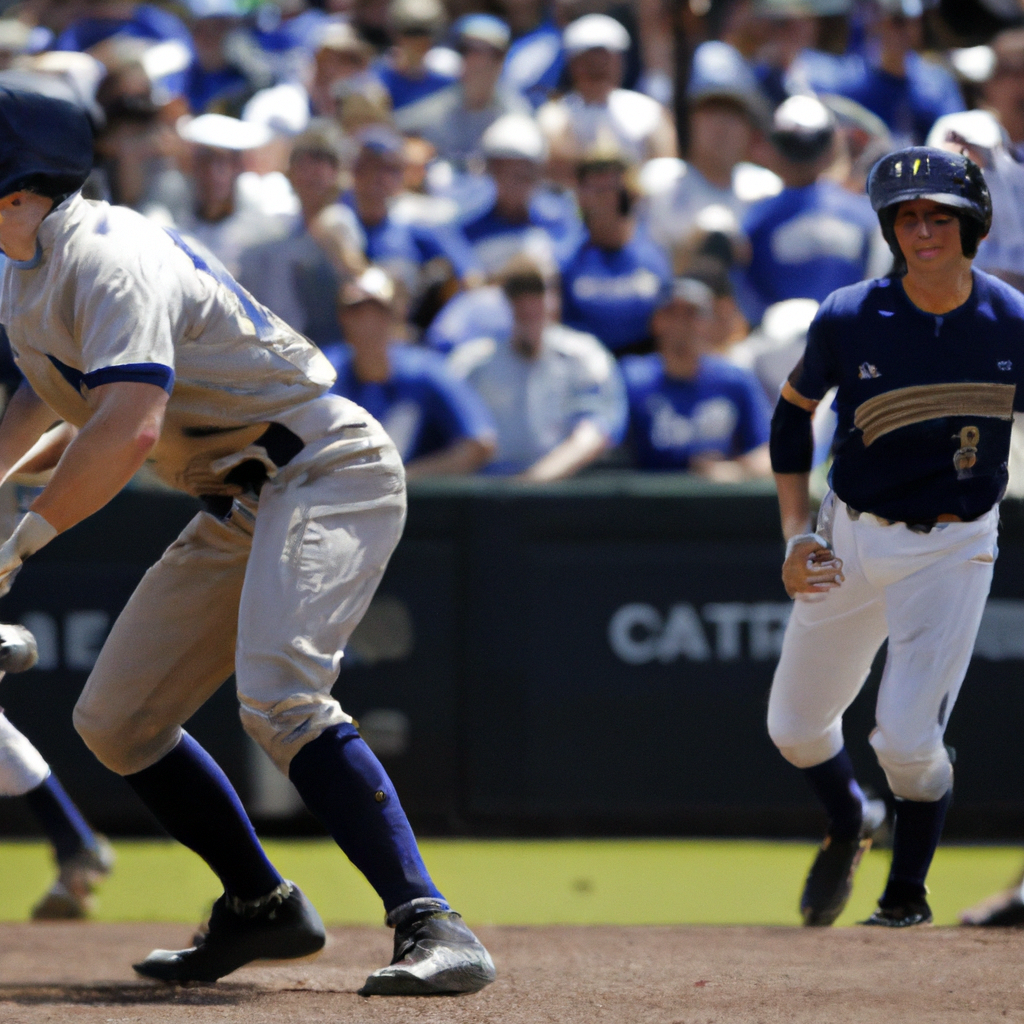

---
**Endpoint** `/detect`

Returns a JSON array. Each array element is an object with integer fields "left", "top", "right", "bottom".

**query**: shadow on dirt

[{"left": 0, "top": 982, "right": 260, "bottom": 1005}]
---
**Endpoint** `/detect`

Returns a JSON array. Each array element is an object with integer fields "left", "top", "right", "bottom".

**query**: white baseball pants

[
  {"left": 74, "top": 420, "right": 406, "bottom": 777},
  {"left": 767, "top": 496, "right": 998, "bottom": 801},
  {"left": 0, "top": 711, "right": 49, "bottom": 795}
]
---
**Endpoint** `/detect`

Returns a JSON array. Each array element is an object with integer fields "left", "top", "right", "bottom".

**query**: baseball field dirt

[{"left": 2, "top": 922, "right": 1023, "bottom": 1023}]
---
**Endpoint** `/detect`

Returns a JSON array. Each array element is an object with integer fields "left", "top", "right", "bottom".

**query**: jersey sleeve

[
  {"left": 71, "top": 245, "right": 177, "bottom": 393},
  {"left": 787, "top": 302, "right": 841, "bottom": 404}
]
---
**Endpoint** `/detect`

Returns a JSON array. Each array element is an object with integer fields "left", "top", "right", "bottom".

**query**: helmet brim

[{"left": 872, "top": 189, "right": 984, "bottom": 217}]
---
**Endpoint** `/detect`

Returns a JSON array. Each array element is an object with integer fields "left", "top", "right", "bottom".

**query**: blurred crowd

[{"left": 2, "top": 0, "right": 1024, "bottom": 482}]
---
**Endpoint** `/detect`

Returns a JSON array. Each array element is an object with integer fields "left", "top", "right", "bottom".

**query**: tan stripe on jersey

[{"left": 854, "top": 382, "right": 1016, "bottom": 447}]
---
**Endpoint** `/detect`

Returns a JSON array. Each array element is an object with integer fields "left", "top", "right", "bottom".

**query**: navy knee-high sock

[
  {"left": 24, "top": 773, "right": 98, "bottom": 864},
  {"left": 289, "top": 723, "right": 446, "bottom": 914},
  {"left": 881, "top": 790, "right": 952, "bottom": 905},
  {"left": 124, "top": 731, "right": 283, "bottom": 901},
  {"left": 801, "top": 748, "right": 866, "bottom": 842}
]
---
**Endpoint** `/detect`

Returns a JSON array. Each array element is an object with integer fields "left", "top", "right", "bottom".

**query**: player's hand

[
  {"left": 782, "top": 533, "right": 844, "bottom": 600},
  {"left": 0, "top": 512, "right": 57, "bottom": 598}
]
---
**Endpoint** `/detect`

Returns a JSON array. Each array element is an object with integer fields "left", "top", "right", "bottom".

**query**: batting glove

[{"left": 0, "top": 511, "right": 57, "bottom": 598}]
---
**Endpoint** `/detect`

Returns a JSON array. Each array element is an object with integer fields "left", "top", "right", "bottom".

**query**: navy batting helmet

[
  {"left": 0, "top": 86, "right": 93, "bottom": 205},
  {"left": 867, "top": 146, "right": 992, "bottom": 273}
]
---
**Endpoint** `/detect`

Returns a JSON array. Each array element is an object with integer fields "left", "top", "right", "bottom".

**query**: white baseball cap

[
  {"left": 480, "top": 113, "right": 547, "bottom": 162},
  {"left": 340, "top": 267, "right": 397, "bottom": 308},
  {"left": 563, "top": 14, "right": 630, "bottom": 57},
  {"left": 242, "top": 83, "right": 311, "bottom": 137},
  {"left": 926, "top": 109, "right": 1006, "bottom": 153},
  {"left": 178, "top": 113, "right": 273, "bottom": 150}
]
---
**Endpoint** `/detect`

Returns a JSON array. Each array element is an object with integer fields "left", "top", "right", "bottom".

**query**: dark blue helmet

[
  {"left": 867, "top": 146, "right": 991, "bottom": 271},
  {"left": 0, "top": 86, "right": 93, "bottom": 205}
]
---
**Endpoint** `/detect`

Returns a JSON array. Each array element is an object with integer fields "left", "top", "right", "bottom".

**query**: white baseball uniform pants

[
  {"left": 767, "top": 496, "right": 998, "bottom": 801},
  {"left": 73, "top": 419, "right": 406, "bottom": 777},
  {"left": 0, "top": 711, "right": 49, "bottom": 795}
]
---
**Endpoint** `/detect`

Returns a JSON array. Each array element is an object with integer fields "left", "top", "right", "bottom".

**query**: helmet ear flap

[{"left": 878, "top": 206, "right": 907, "bottom": 277}]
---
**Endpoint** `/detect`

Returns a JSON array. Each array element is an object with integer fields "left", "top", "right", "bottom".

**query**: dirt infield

[{"left": 2, "top": 922, "right": 1024, "bottom": 1023}]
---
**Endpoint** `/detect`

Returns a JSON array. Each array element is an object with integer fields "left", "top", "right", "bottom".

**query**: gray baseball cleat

[
  {"left": 360, "top": 900, "right": 496, "bottom": 996},
  {"left": 862, "top": 893, "right": 933, "bottom": 927},
  {"left": 133, "top": 881, "right": 325, "bottom": 983},
  {"left": 32, "top": 836, "right": 116, "bottom": 920}
]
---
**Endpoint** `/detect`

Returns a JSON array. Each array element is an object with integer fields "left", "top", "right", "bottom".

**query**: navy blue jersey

[
  {"left": 790, "top": 270, "right": 1024, "bottom": 521},
  {"left": 559, "top": 227, "right": 671, "bottom": 354},
  {"left": 623, "top": 353, "right": 771, "bottom": 471},
  {"left": 324, "top": 341, "right": 495, "bottom": 463}
]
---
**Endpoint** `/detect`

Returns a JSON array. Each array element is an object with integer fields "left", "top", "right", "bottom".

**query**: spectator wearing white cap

[
  {"left": 395, "top": 14, "right": 530, "bottom": 167},
  {"left": 460, "top": 113, "right": 583, "bottom": 278},
  {"left": 640, "top": 40, "right": 780, "bottom": 263},
  {"left": 374, "top": 0, "right": 455, "bottom": 111},
  {"left": 450, "top": 255, "right": 627, "bottom": 481},
  {"left": 536, "top": 13, "right": 676, "bottom": 187},
  {"left": 735, "top": 95, "right": 887, "bottom": 326},
  {"left": 174, "top": 112, "right": 290, "bottom": 278},
  {"left": 927, "top": 109, "right": 1024, "bottom": 291},
  {"left": 239, "top": 121, "right": 366, "bottom": 346},
  {"left": 621, "top": 276, "right": 772, "bottom": 478}
]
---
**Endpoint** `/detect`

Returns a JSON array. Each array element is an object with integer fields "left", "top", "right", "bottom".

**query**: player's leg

[
  {"left": 74, "top": 509, "right": 324, "bottom": 977},
  {"left": 235, "top": 440, "right": 494, "bottom": 995},
  {"left": 768, "top": 505, "right": 889, "bottom": 925},
  {"left": 0, "top": 709, "right": 112, "bottom": 917},
  {"left": 865, "top": 514, "right": 998, "bottom": 926}
]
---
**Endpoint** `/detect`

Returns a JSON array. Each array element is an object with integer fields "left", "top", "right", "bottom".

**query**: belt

[
  {"left": 845, "top": 504, "right": 967, "bottom": 534},
  {"left": 200, "top": 422, "right": 305, "bottom": 519}
]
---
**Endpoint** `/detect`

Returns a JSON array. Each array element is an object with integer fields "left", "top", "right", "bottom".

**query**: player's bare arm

[
  {"left": 30, "top": 381, "right": 168, "bottom": 534},
  {"left": 0, "top": 382, "right": 65, "bottom": 483},
  {"left": 771, "top": 382, "right": 843, "bottom": 598}
]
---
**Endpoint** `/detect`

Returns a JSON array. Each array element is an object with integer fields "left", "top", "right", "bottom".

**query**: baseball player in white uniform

[
  {"left": 0, "top": 85, "right": 494, "bottom": 992},
  {"left": 768, "top": 146, "right": 1024, "bottom": 927},
  {"left": 0, "top": 622, "right": 114, "bottom": 917}
]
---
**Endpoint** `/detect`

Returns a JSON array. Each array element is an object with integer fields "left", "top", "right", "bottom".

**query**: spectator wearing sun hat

[
  {"left": 536, "top": 13, "right": 676, "bottom": 186},
  {"left": 173, "top": 112, "right": 292, "bottom": 278},
  {"left": 394, "top": 13, "right": 530, "bottom": 167}
]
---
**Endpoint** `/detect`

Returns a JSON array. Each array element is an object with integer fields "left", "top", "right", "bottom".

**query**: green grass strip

[{"left": 1, "top": 839, "right": 1020, "bottom": 927}]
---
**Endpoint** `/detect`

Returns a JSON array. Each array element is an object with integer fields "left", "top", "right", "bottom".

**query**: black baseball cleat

[
  {"left": 862, "top": 893, "right": 933, "bottom": 928},
  {"left": 800, "top": 835, "right": 872, "bottom": 926},
  {"left": 360, "top": 900, "right": 496, "bottom": 996},
  {"left": 133, "top": 881, "right": 325, "bottom": 983}
]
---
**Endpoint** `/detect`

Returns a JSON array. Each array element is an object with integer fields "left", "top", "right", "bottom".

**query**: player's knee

[
  {"left": 239, "top": 692, "right": 352, "bottom": 775},
  {"left": 73, "top": 699, "right": 179, "bottom": 777},
  {"left": 870, "top": 730, "right": 952, "bottom": 801},
  {"left": 767, "top": 708, "right": 843, "bottom": 768}
]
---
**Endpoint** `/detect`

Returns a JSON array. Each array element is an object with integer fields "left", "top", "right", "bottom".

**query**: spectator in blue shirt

[
  {"left": 560, "top": 148, "right": 672, "bottom": 355},
  {"left": 622, "top": 277, "right": 772, "bottom": 478},
  {"left": 500, "top": 0, "right": 564, "bottom": 108},
  {"left": 182, "top": 0, "right": 254, "bottom": 114},
  {"left": 735, "top": 95, "right": 886, "bottom": 326},
  {"left": 374, "top": 0, "right": 456, "bottom": 111},
  {"left": 798, "top": 0, "right": 964, "bottom": 146},
  {"left": 325, "top": 267, "right": 497, "bottom": 477},
  {"left": 341, "top": 127, "right": 480, "bottom": 303},
  {"left": 461, "top": 113, "right": 583, "bottom": 278}
]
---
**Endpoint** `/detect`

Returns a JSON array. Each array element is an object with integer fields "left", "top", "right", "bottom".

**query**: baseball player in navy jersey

[
  {"left": 0, "top": 85, "right": 494, "bottom": 992},
  {"left": 767, "top": 146, "right": 1024, "bottom": 927}
]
